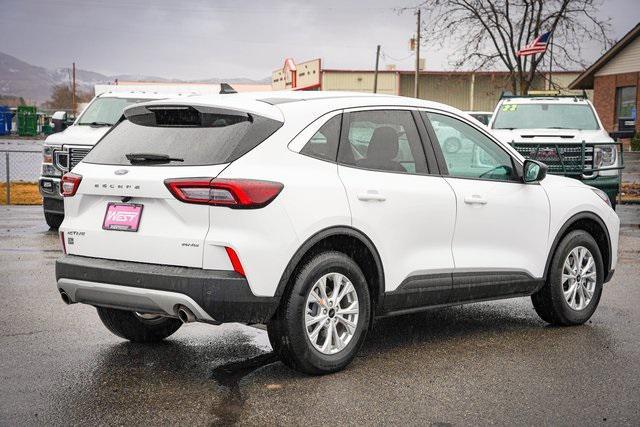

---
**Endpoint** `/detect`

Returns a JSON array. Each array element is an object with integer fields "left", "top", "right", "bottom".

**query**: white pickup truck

[
  {"left": 488, "top": 94, "right": 623, "bottom": 208},
  {"left": 39, "top": 84, "right": 229, "bottom": 228}
]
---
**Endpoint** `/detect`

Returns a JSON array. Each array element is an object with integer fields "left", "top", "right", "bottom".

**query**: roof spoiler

[{"left": 219, "top": 83, "right": 237, "bottom": 94}]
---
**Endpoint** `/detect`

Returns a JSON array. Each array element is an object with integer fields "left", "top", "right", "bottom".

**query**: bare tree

[
  {"left": 402, "top": 0, "right": 612, "bottom": 94},
  {"left": 44, "top": 84, "right": 92, "bottom": 110}
]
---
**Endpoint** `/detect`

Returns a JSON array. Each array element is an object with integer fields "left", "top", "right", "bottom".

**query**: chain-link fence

[{"left": 0, "top": 149, "right": 42, "bottom": 205}]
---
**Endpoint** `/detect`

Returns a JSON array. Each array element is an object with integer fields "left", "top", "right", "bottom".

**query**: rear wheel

[
  {"left": 532, "top": 230, "right": 604, "bottom": 326},
  {"left": 268, "top": 251, "right": 371, "bottom": 375},
  {"left": 44, "top": 212, "right": 64, "bottom": 230},
  {"left": 97, "top": 307, "right": 182, "bottom": 342}
]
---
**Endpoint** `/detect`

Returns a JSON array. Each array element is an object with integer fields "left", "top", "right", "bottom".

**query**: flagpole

[{"left": 548, "top": 32, "right": 554, "bottom": 89}]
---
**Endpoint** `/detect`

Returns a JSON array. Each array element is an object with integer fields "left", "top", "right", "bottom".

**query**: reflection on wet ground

[{"left": 1, "top": 205, "right": 639, "bottom": 425}]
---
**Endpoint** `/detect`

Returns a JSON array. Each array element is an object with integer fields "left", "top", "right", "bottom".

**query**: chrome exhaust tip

[
  {"left": 60, "top": 290, "right": 72, "bottom": 305},
  {"left": 177, "top": 306, "right": 196, "bottom": 323}
]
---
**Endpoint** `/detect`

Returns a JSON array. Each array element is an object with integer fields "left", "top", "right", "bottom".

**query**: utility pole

[
  {"left": 72, "top": 62, "right": 76, "bottom": 116},
  {"left": 414, "top": 9, "right": 421, "bottom": 98},
  {"left": 373, "top": 45, "right": 381, "bottom": 93}
]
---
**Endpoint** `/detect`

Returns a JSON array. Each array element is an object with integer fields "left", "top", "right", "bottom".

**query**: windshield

[
  {"left": 492, "top": 103, "right": 599, "bottom": 130},
  {"left": 77, "top": 97, "right": 149, "bottom": 125}
]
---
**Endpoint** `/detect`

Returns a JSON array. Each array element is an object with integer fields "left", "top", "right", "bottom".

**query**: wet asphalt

[{"left": 1, "top": 205, "right": 639, "bottom": 426}]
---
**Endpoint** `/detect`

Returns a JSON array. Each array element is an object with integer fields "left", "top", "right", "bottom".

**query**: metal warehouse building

[{"left": 272, "top": 58, "right": 582, "bottom": 112}]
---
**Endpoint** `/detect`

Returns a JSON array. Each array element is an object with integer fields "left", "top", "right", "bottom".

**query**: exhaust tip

[
  {"left": 177, "top": 306, "right": 196, "bottom": 323},
  {"left": 60, "top": 290, "right": 72, "bottom": 305}
]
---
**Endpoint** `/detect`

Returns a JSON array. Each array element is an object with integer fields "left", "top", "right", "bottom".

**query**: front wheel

[
  {"left": 97, "top": 307, "right": 182, "bottom": 342},
  {"left": 268, "top": 251, "right": 371, "bottom": 375},
  {"left": 531, "top": 230, "right": 604, "bottom": 326}
]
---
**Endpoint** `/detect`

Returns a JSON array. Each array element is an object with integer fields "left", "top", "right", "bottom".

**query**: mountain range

[{"left": 0, "top": 51, "right": 270, "bottom": 104}]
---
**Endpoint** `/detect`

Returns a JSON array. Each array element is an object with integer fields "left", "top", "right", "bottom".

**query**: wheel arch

[
  {"left": 544, "top": 211, "right": 612, "bottom": 282},
  {"left": 274, "top": 226, "right": 386, "bottom": 315}
]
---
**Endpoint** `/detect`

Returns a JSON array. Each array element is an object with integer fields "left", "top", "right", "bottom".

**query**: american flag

[{"left": 517, "top": 32, "right": 552, "bottom": 57}]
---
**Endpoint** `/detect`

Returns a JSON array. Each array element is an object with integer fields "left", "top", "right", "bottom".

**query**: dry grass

[
  {"left": 0, "top": 182, "right": 42, "bottom": 205},
  {"left": 621, "top": 182, "right": 640, "bottom": 204}
]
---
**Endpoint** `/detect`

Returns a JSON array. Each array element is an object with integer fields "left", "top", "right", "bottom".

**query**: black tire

[
  {"left": 531, "top": 230, "right": 604, "bottom": 326},
  {"left": 44, "top": 212, "right": 64, "bottom": 230},
  {"left": 96, "top": 307, "right": 182, "bottom": 342},
  {"left": 443, "top": 137, "right": 461, "bottom": 154},
  {"left": 268, "top": 251, "right": 371, "bottom": 375}
]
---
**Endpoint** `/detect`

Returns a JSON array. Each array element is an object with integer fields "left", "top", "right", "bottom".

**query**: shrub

[{"left": 631, "top": 133, "right": 640, "bottom": 152}]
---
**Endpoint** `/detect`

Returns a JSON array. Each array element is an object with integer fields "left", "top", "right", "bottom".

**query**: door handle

[
  {"left": 464, "top": 194, "right": 487, "bottom": 205},
  {"left": 357, "top": 190, "right": 386, "bottom": 202}
]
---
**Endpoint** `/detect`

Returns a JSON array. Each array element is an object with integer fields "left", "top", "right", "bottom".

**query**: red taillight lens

[
  {"left": 61, "top": 172, "right": 82, "bottom": 197},
  {"left": 164, "top": 178, "right": 283, "bottom": 209}
]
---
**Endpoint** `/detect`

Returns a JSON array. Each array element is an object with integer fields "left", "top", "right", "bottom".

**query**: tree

[
  {"left": 44, "top": 84, "right": 92, "bottom": 110},
  {"left": 403, "top": 0, "right": 612, "bottom": 94}
]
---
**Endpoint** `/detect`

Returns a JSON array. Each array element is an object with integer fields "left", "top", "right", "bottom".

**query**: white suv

[{"left": 56, "top": 92, "right": 619, "bottom": 374}]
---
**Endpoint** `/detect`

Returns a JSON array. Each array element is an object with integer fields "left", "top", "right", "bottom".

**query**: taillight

[
  {"left": 61, "top": 172, "right": 82, "bottom": 197},
  {"left": 164, "top": 178, "right": 283, "bottom": 209}
]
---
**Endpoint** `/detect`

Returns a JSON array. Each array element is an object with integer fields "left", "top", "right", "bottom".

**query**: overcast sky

[{"left": 2, "top": 0, "right": 638, "bottom": 80}]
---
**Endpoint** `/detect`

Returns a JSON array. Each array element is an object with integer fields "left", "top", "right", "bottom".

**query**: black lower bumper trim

[{"left": 55, "top": 255, "right": 279, "bottom": 323}]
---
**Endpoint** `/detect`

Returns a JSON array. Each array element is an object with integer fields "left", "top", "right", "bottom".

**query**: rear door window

[
  {"left": 83, "top": 106, "right": 283, "bottom": 166},
  {"left": 338, "top": 110, "right": 428, "bottom": 174}
]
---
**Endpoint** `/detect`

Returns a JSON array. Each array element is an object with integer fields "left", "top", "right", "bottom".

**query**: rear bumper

[{"left": 55, "top": 255, "right": 279, "bottom": 324}]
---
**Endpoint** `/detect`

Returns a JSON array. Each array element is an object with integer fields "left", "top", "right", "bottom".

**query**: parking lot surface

[{"left": 1, "top": 205, "right": 639, "bottom": 425}]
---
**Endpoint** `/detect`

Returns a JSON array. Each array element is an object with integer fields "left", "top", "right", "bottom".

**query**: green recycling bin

[{"left": 17, "top": 106, "right": 38, "bottom": 136}]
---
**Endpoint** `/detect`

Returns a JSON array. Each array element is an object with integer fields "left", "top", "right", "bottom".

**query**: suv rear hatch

[{"left": 60, "top": 102, "right": 283, "bottom": 268}]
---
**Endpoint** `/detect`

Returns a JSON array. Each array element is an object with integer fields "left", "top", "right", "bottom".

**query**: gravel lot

[{"left": 0, "top": 205, "right": 639, "bottom": 425}]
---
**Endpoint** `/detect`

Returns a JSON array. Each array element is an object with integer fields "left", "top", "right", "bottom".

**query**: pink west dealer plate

[{"left": 102, "top": 203, "right": 143, "bottom": 232}]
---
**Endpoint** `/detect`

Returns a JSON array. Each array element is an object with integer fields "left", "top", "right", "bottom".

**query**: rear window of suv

[{"left": 83, "top": 105, "right": 283, "bottom": 166}]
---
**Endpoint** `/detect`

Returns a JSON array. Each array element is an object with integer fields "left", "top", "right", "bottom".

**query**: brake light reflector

[
  {"left": 164, "top": 178, "right": 283, "bottom": 208},
  {"left": 225, "top": 246, "right": 245, "bottom": 276},
  {"left": 61, "top": 172, "right": 82, "bottom": 197}
]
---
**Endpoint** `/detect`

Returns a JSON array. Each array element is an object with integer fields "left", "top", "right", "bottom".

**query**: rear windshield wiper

[{"left": 125, "top": 153, "right": 184, "bottom": 164}]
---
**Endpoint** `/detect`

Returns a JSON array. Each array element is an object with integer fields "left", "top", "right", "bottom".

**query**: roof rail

[{"left": 499, "top": 89, "right": 589, "bottom": 100}]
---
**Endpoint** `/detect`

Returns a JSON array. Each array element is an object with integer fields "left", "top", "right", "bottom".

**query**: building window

[{"left": 616, "top": 86, "right": 636, "bottom": 120}]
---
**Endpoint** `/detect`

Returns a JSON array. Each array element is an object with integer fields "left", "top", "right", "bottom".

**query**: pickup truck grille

[
  {"left": 510, "top": 143, "right": 595, "bottom": 176},
  {"left": 68, "top": 147, "right": 91, "bottom": 169},
  {"left": 53, "top": 146, "right": 91, "bottom": 172}
]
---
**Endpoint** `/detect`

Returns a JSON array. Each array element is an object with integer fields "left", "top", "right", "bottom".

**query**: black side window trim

[
  {"left": 337, "top": 109, "right": 433, "bottom": 176},
  {"left": 411, "top": 110, "right": 440, "bottom": 174}
]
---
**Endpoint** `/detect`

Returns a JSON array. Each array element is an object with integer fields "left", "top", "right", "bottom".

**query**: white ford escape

[{"left": 56, "top": 91, "right": 619, "bottom": 374}]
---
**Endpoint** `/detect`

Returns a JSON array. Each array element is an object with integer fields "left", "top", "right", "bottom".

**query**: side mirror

[
  {"left": 51, "top": 111, "right": 67, "bottom": 121},
  {"left": 523, "top": 159, "right": 548, "bottom": 183}
]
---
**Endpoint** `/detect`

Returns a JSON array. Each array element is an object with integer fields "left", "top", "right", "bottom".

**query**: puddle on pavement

[{"left": 209, "top": 352, "right": 279, "bottom": 425}]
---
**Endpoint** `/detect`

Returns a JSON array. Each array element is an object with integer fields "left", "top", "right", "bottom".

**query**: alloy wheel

[
  {"left": 562, "top": 246, "right": 597, "bottom": 311},
  {"left": 304, "top": 272, "right": 359, "bottom": 355}
]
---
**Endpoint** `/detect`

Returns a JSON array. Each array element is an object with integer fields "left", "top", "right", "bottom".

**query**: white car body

[{"left": 55, "top": 91, "right": 620, "bottom": 374}]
